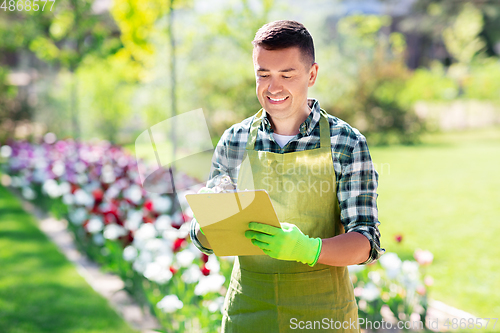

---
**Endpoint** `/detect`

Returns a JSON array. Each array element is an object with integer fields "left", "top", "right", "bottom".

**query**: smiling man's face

[{"left": 253, "top": 46, "right": 318, "bottom": 133}]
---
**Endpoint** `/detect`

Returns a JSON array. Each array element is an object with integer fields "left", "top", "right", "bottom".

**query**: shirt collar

[{"left": 261, "top": 98, "right": 321, "bottom": 136}]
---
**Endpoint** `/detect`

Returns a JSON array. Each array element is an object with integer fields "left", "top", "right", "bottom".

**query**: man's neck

[{"left": 267, "top": 106, "right": 311, "bottom": 136}]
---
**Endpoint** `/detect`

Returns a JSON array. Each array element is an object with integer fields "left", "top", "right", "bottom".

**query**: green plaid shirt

[{"left": 192, "top": 99, "right": 384, "bottom": 264}]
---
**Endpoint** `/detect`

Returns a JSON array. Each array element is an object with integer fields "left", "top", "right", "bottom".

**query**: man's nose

[{"left": 267, "top": 78, "right": 283, "bottom": 95}]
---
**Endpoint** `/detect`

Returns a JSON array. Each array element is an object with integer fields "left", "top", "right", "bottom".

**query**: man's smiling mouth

[{"left": 267, "top": 96, "right": 288, "bottom": 102}]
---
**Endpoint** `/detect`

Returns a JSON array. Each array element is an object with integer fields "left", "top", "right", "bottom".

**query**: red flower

[
  {"left": 142, "top": 216, "right": 154, "bottom": 224},
  {"left": 126, "top": 231, "right": 134, "bottom": 244},
  {"left": 144, "top": 200, "right": 153, "bottom": 211},
  {"left": 173, "top": 238, "right": 186, "bottom": 252},
  {"left": 181, "top": 213, "right": 191, "bottom": 223},
  {"left": 104, "top": 213, "right": 117, "bottom": 225},
  {"left": 170, "top": 266, "right": 178, "bottom": 275},
  {"left": 70, "top": 183, "right": 80, "bottom": 194},
  {"left": 201, "top": 253, "right": 209, "bottom": 263},
  {"left": 395, "top": 234, "right": 403, "bottom": 243},
  {"left": 201, "top": 264, "right": 210, "bottom": 276},
  {"left": 92, "top": 189, "right": 104, "bottom": 202}
]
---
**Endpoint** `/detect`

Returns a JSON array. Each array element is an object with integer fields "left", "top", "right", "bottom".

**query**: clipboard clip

[{"left": 213, "top": 175, "right": 237, "bottom": 193}]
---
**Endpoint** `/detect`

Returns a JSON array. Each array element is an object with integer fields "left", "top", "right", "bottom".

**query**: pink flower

[
  {"left": 395, "top": 234, "right": 403, "bottom": 243},
  {"left": 424, "top": 276, "right": 434, "bottom": 286},
  {"left": 414, "top": 249, "right": 434, "bottom": 266}
]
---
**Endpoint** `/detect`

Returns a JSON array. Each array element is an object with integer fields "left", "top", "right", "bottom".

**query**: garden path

[{"left": 15, "top": 191, "right": 161, "bottom": 333}]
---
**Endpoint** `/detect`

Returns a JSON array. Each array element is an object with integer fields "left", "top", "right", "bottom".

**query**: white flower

[
  {"left": 74, "top": 161, "right": 87, "bottom": 173},
  {"left": 152, "top": 195, "right": 172, "bottom": 213},
  {"left": 101, "top": 164, "right": 116, "bottom": 184},
  {"left": 32, "top": 168, "right": 48, "bottom": 183},
  {"left": 69, "top": 208, "right": 87, "bottom": 225},
  {"left": 194, "top": 274, "right": 225, "bottom": 296},
  {"left": 10, "top": 176, "right": 23, "bottom": 188},
  {"left": 1, "top": 145, "right": 12, "bottom": 158},
  {"left": 43, "top": 132, "right": 57, "bottom": 144},
  {"left": 103, "top": 224, "right": 127, "bottom": 240},
  {"left": 176, "top": 249, "right": 196, "bottom": 268},
  {"left": 206, "top": 254, "right": 220, "bottom": 274},
  {"left": 76, "top": 173, "right": 88, "bottom": 184},
  {"left": 171, "top": 211, "right": 184, "bottom": 225},
  {"left": 144, "top": 262, "right": 173, "bottom": 284},
  {"left": 361, "top": 282, "right": 380, "bottom": 302},
  {"left": 133, "top": 260, "right": 147, "bottom": 273},
  {"left": 74, "top": 189, "right": 94, "bottom": 207},
  {"left": 178, "top": 222, "right": 191, "bottom": 239},
  {"left": 125, "top": 210, "right": 143, "bottom": 232},
  {"left": 144, "top": 238, "right": 166, "bottom": 253},
  {"left": 157, "top": 295, "right": 183, "bottom": 313},
  {"left": 401, "top": 260, "right": 420, "bottom": 287},
  {"left": 133, "top": 224, "right": 157, "bottom": 251},
  {"left": 162, "top": 228, "right": 179, "bottom": 241},
  {"left": 123, "top": 184, "right": 143, "bottom": 204},
  {"left": 104, "top": 185, "right": 120, "bottom": 200},
  {"left": 133, "top": 251, "right": 153, "bottom": 273},
  {"left": 154, "top": 215, "right": 172, "bottom": 231},
  {"left": 62, "top": 193, "right": 74, "bottom": 206},
  {"left": 86, "top": 217, "right": 104, "bottom": 234},
  {"left": 368, "top": 271, "right": 381, "bottom": 285},
  {"left": 93, "top": 233, "right": 105, "bottom": 245},
  {"left": 52, "top": 161, "right": 66, "bottom": 177},
  {"left": 43, "top": 179, "right": 61, "bottom": 198},
  {"left": 134, "top": 223, "right": 157, "bottom": 241},
  {"left": 155, "top": 253, "right": 174, "bottom": 267},
  {"left": 123, "top": 245, "right": 138, "bottom": 262},
  {"left": 207, "top": 296, "right": 225, "bottom": 313},
  {"left": 59, "top": 182, "right": 71, "bottom": 195},
  {"left": 21, "top": 186, "right": 36, "bottom": 200},
  {"left": 379, "top": 252, "right": 402, "bottom": 279},
  {"left": 182, "top": 264, "right": 203, "bottom": 284}
]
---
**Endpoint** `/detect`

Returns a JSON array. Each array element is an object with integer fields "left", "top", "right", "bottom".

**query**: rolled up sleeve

[{"left": 337, "top": 133, "right": 385, "bottom": 264}]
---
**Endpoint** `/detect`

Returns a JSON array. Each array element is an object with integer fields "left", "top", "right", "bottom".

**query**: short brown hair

[{"left": 252, "top": 20, "right": 315, "bottom": 66}]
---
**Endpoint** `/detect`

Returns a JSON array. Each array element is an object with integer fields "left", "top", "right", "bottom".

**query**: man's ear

[{"left": 308, "top": 63, "right": 319, "bottom": 87}]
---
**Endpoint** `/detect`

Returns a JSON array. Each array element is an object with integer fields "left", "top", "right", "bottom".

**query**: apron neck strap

[
  {"left": 246, "top": 108, "right": 331, "bottom": 150},
  {"left": 319, "top": 110, "right": 330, "bottom": 149}
]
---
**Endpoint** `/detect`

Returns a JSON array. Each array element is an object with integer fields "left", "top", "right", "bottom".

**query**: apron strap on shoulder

[
  {"left": 246, "top": 109, "right": 264, "bottom": 150},
  {"left": 319, "top": 110, "right": 330, "bottom": 149}
]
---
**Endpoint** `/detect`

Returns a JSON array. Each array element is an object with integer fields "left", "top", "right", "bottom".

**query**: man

[{"left": 190, "top": 20, "right": 384, "bottom": 332}]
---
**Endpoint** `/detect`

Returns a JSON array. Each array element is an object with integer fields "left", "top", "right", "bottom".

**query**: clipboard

[{"left": 185, "top": 190, "right": 281, "bottom": 256}]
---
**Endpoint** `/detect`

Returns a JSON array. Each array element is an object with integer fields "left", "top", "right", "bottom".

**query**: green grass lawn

[
  {"left": 370, "top": 126, "right": 500, "bottom": 327},
  {"left": 0, "top": 185, "right": 138, "bottom": 333}
]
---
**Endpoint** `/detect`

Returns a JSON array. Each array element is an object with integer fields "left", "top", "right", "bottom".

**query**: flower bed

[{"left": 0, "top": 138, "right": 434, "bottom": 332}]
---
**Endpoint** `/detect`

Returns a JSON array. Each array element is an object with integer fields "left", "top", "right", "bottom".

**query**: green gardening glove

[{"left": 245, "top": 222, "right": 322, "bottom": 266}]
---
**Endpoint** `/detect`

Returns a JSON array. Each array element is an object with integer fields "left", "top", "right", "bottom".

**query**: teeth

[{"left": 269, "top": 97, "right": 287, "bottom": 102}]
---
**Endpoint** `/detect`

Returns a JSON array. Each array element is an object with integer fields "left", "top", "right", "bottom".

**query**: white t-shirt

[{"left": 273, "top": 133, "right": 295, "bottom": 148}]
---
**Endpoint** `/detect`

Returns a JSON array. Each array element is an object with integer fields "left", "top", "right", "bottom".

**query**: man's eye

[
  {"left": 258, "top": 75, "right": 269, "bottom": 78},
  {"left": 282, "top": 76, "right": 291, "bottom": 79}
]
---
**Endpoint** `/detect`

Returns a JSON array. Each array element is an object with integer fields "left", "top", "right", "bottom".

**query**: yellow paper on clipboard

[{"left": 185, "top": 190, "right": 281, "bottom": 256}]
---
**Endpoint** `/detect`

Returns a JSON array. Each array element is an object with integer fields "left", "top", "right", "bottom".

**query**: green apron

[{"left": 221, "top": 109, "right": 360, "bottom": 332}]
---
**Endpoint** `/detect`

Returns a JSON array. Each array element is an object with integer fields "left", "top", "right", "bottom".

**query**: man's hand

[{"left": 245, "top": 222, "right": 322, "bottom": 266}]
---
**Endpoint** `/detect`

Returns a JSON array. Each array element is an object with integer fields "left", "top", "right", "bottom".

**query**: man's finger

[
  {"left": 245, "top": 231, "right": 273, "bottom": 244},
  {"left": 251, "top": 239, "right": 271, "bottom": 251},
  {"left": 248, "top": 222, "right": 279, "bottom": 235}
]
